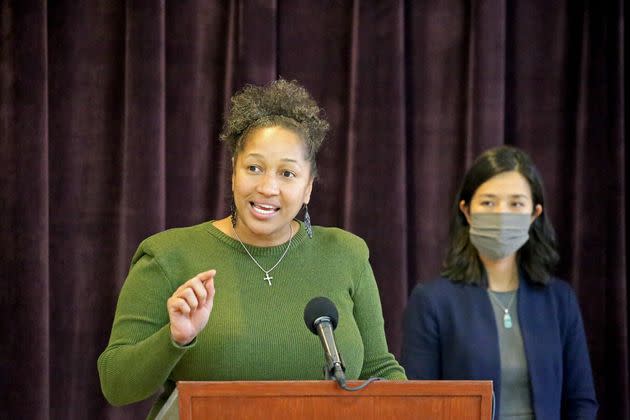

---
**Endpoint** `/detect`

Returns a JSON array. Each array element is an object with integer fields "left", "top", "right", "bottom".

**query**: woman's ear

[
  {"left": 531, "top": 204, "right": 543, "bottom": 222},
  {"left": 303, "top": 177, "right": 314, "bottom": 205},
  {"left": 459, "top": 200, "right": 472, "bottom": 224},
  {"left": 231, "top": 156, "right": 236, "bottom": 190}
]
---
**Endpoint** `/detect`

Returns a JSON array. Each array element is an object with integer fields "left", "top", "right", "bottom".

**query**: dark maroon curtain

[{"left": 1, "top": 1, "right": 625, "bottom": 419}]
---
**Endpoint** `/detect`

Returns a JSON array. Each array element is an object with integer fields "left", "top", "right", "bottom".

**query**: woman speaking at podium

[{"left": 98, "top": 79, "right": 405, "bottom": 418}]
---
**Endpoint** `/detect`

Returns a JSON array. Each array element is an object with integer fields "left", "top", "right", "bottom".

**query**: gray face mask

[{"left": 469, "top": 213, "right": 532, "bottom": 260}]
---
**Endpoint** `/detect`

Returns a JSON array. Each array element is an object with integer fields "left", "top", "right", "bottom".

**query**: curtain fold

[
  {"left": 0, "top": 1, "right": 626, "bottom": 418},
  {"left": 0, "top": 1, "right": 50, "bottom": 419},
  {"left": 164, "top": 1, "right": 231, "bottom": 226},
  {"left": 567, "top": 1, "right": 628, "bottom": 413},
  {"left": 345, "top": 0, "right": 409, "bottom": 350},
  {"left": 235, "top": 0, "right": 277, "bottom": 87},
  {"left": 120, "top": 1, "right": 166, "bottom": 252},
  {"left": 406, "top": 0, "right": 473, "bottom": 291},
  {"left": 465, "top": 0, "right": 506, "bottom": 157},
  {"left": 342, "top": 0, "right": 359, "bottom": 230}
]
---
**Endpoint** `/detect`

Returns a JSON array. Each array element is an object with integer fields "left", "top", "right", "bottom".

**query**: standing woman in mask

[{"left": 401, "top": 146, "right": 597, "bottom": 419}]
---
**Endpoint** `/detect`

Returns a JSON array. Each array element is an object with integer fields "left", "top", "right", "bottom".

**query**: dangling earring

[
  {"left": 230, "top": 198, "right": 238, "bottom": 227},
  {"left": 303, "top": 204, "right": 313, "bottom": 239}
]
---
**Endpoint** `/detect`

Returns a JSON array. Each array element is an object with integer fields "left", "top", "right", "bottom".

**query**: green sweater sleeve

[
  {"left": 97, "top": 249, "right": 192, "bottom": 406},
  {"left": 353, "top": 258, "right": 407, "bottom": 380}
]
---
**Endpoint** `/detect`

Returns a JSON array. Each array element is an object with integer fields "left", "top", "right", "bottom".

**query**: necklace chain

[
  {"left": 488, "top": 290, "right": 517, "bottom": 329},
  {"left": 231, "top": 223, "right": 293, "bottom": 286}
]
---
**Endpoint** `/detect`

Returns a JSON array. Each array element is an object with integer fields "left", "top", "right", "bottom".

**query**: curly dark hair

[
  {"left": 220, "top": 79, "right": 330, "bottom": 177},
  {"left": 441, "top": 146, "right": 559, "bottom": 286}
]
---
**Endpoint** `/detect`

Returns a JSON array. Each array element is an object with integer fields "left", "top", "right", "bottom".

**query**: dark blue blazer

[{"left": 401, "top": 276, "right": 597, "bottom": 419}]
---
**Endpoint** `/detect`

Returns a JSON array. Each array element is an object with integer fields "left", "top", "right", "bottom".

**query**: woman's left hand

[{"left": 167, "top": 269, "right": 216, "bottom": 346}]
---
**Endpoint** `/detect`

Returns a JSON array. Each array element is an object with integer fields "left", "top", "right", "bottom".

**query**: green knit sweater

[{"left": 98, "top": 221, "right": 406, "bottom": 416}]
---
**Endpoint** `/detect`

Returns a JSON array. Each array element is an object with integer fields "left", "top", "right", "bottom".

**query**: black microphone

[{"left": 303, "top": 297, "right": 346, "bottom": 385}]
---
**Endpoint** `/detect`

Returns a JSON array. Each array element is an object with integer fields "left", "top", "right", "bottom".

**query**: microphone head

[{"left": 304, "top": 297, "right": 339, "bottom": 335}]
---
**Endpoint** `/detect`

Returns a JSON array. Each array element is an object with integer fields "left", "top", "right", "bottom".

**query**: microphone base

[{"left": 323, "top": 363, "right": 347, "bottom": 387}]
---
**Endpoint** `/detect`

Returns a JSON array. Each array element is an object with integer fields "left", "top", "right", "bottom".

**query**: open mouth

[{"left": 250, "top": 202, "right": 279, "bottom": 215}]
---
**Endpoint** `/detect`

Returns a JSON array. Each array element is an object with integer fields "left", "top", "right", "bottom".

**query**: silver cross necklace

[{"left": 231, "top": 222, "right": 293, "bottom": 286}]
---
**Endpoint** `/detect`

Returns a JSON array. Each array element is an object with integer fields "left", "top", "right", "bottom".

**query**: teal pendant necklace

[{"left": 488, "top": 290, "right": 517, "bottom": 329}]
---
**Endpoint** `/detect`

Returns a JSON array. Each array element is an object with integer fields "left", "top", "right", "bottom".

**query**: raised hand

[{"left": 167, "top": 270, "right": 216, "bottom": 346}]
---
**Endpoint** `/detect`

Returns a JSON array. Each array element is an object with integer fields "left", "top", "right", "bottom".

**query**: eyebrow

[
  {"left": 244, "top": 153, "right": 301, "bottom": 164},
  {"left": 477, "top": 193, "right": 530, "bottom": 199}
]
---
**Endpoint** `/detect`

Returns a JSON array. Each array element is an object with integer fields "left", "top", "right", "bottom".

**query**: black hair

[
  {"left": 220, "top": 79, "right": 329, "bottom": 178},
  {"left": 441, "top": 146, "right": 559, "bottom": 286}
]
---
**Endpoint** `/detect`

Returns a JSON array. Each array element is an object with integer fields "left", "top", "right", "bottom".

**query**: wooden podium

[{"left": 177, "top": 380, "right": 493, "bottom": 420}]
